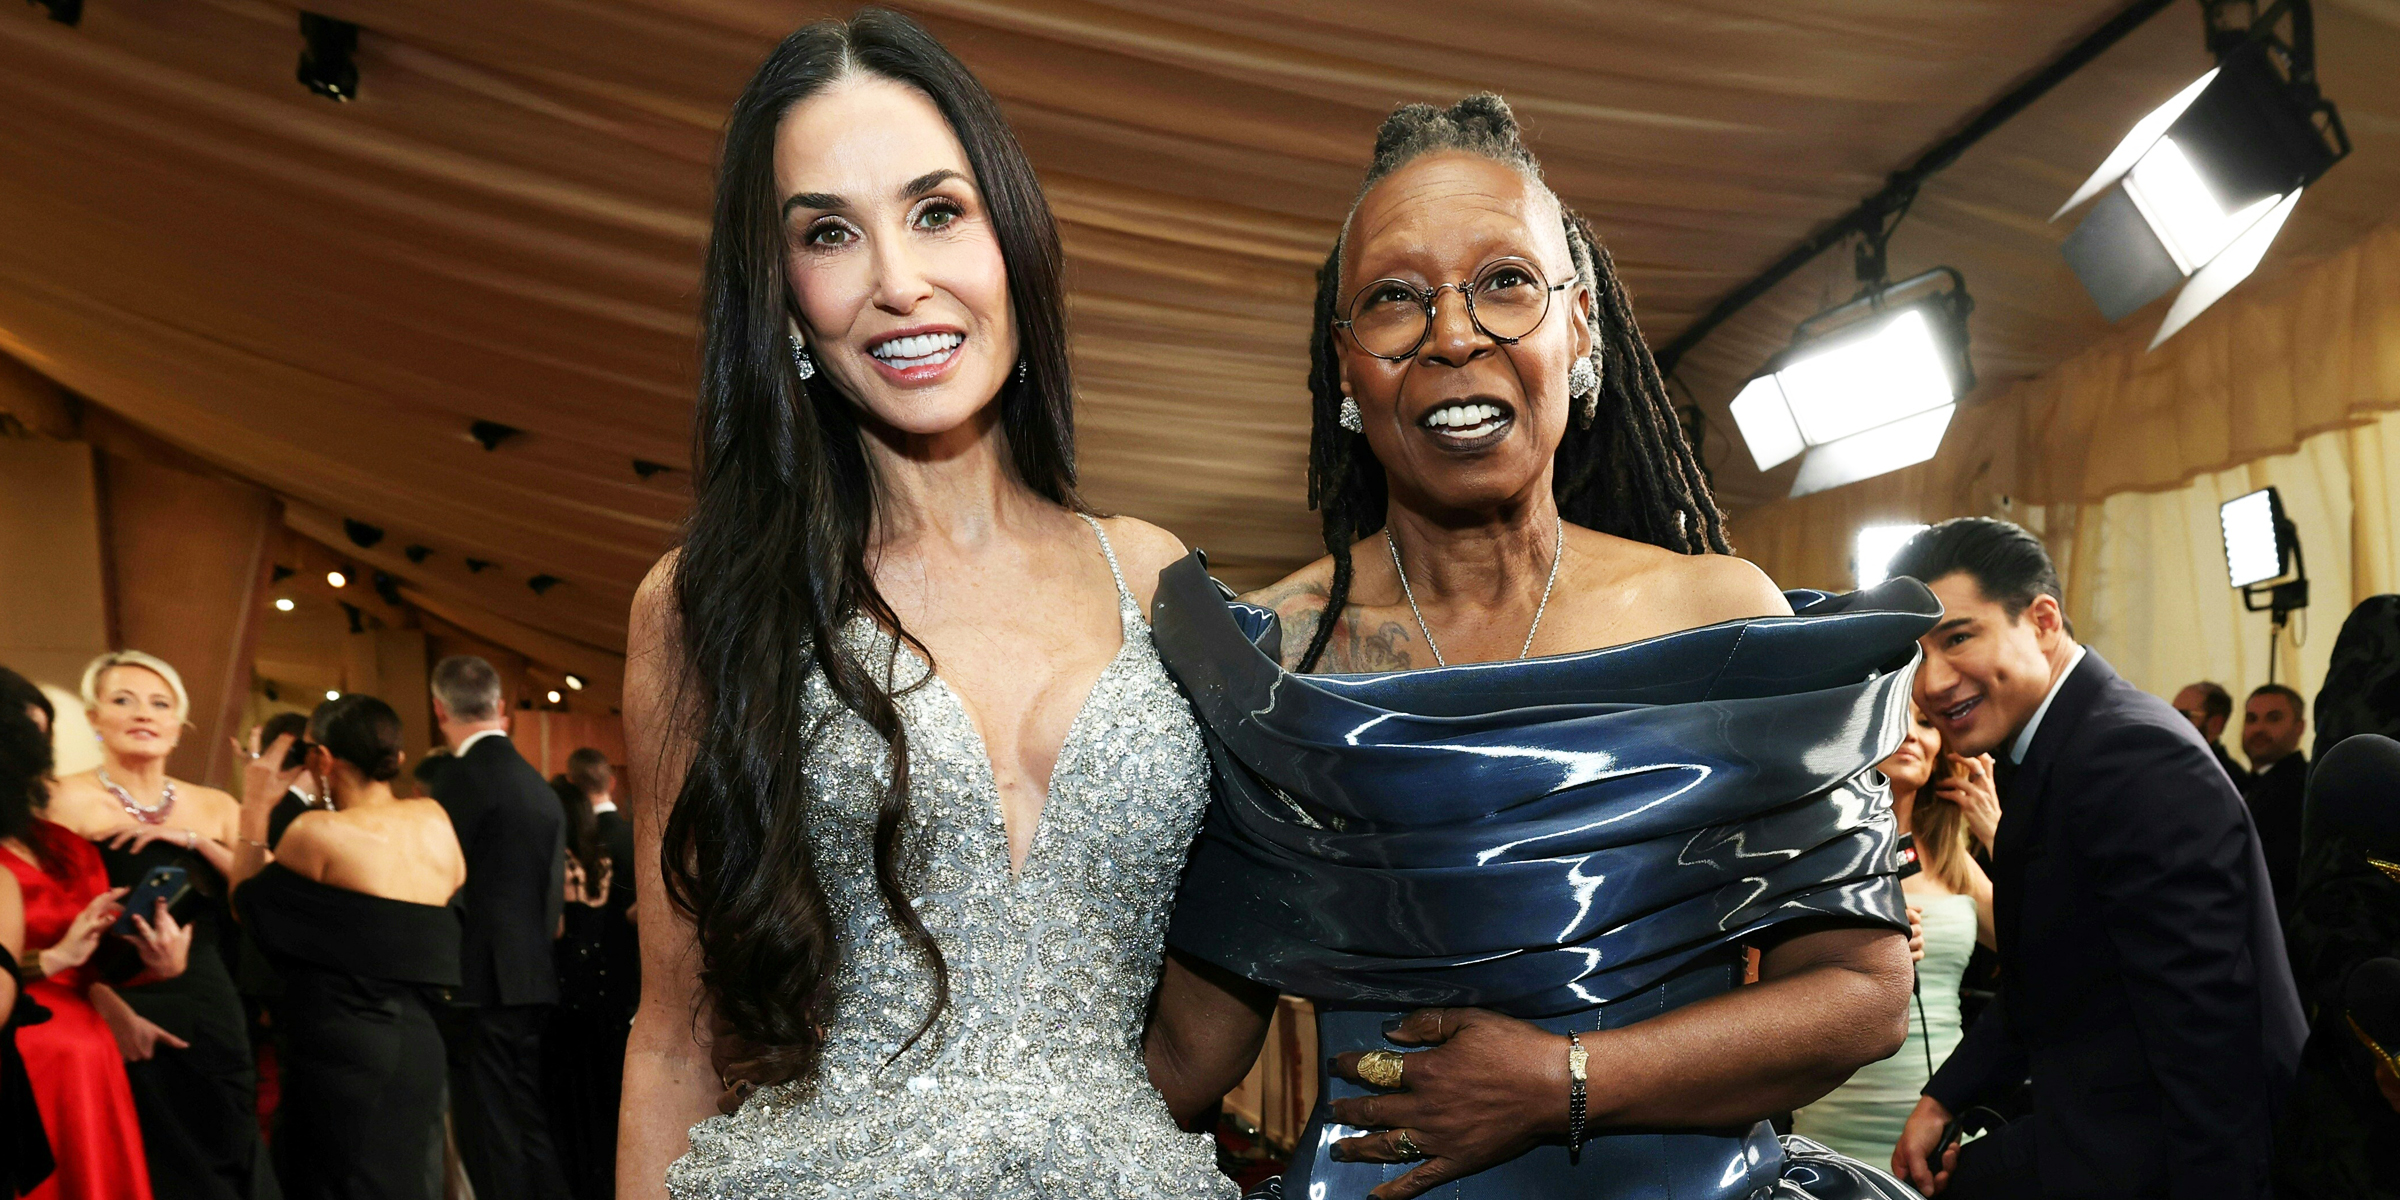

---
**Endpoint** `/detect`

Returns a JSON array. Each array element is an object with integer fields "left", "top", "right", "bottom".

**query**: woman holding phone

[
  {"left": 231, "top": 695, "right": 465, "bottom": 1200},
  {"left": 3, "top": 664, "right": 189, "bottom": 1200},
  {"left": 44, "top": 650, "right": 271, "bottom": 1200}
]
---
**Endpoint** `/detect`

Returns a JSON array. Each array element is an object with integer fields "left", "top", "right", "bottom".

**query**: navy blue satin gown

[{"left": 1151, "top": 555, "right": 1936, "bottom": 1200}]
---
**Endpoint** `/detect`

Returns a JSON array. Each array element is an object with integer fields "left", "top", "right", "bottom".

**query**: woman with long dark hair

[
  {"left": 1140, "top": 96, "right": 1926, "bottom": 1200},
  {"left": 616, "top": 11, "right": 1225, "bottom": 1198},
  {"left": 541, "top": 774, "right": 620, "bottom": 1200}
]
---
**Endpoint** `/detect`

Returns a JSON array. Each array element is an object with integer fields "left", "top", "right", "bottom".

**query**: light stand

[
  {"left": 2223, "top": 485, "right": 2309, "bottom": 682},
  {"left": 2242, "top": 531, "right": 2307, "bottom": 683}
]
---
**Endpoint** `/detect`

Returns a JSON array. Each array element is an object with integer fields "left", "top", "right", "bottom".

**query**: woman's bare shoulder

[
  {"left": 1585, "top": 531, "right": 1791, "bottom": 626},
  {"left": 1237, "top": 557, "right": 1341, "bottom": 671},
  {"left": 631, "top": 548, "right": 683, "bottom": 650},
  {"left": 1093, "top": 515, "right": 1188, "bottom": 613}
]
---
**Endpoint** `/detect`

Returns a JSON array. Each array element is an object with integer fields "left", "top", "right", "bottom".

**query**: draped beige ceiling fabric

[{"left": 3, "top": 0, "right": 2398, "bottom": 684}]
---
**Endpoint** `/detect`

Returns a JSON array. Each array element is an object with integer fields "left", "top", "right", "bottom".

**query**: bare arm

[
  {"left": 0, "top": 871, "right": 19, "bottom": 1014},
  {"left": 617, "top": 555, "right": 719, "bottom": 1200},
  {"left": 1962, "top": 853, "right": 1997, "bottom": 951},
  {"left": 228, "top": 736, "right": 305, "bottom": 893},
  {"left": 1327, "top": 924, "right": 1912, "bottom": 1200},
  {"left": 1144, "top": 948, "right": 1278, "bottom": 1127}
]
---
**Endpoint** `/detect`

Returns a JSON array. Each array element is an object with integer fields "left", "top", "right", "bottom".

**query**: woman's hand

[
  {"left": 1935, "top": 753, "right": 2002, "bottom": 852},
  {"left": 38, "top": 886, "right": 127, "bottom": 977},
  {"left": 1325, "top": 1007, "right": 1569, "bottom": 1200},
  {"left": 1893, "top": 1093, "right": 1957, "bottom": 1194},
  {"left": 97, "top": 822, "right": 205, "bottom": 856},
  {"left": 92, "top": 984, "right": 190, "bottom": 1062},
  {"left": 124, "top": 898, "right": 190, "bottom": 981},
  {"left": 243, "top": 735, "right": 306, "bottom": 811},
  {"left": 1907, "top": 905, "right": 1926, "bottom": 962}
]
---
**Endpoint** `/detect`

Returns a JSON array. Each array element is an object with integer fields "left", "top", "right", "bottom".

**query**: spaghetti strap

[{"left": 1076, "top": 512, "right": 1136, "bottom": 610}]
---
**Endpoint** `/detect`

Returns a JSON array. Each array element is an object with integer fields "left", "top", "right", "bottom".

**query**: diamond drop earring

[
  {"left": 788, "top": 333, "right": 815, "bottom": 381},
  {"left": 1338, "top": 395, "right": 1364, "bottom": 434},
  {"left": 1016, "top": 360, "right": 1029, "bottom": 384},
  {"left": 1568, "top": 354, "right": 1601, "bottom": 425}
]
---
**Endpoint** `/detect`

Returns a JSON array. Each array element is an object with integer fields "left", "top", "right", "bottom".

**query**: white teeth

[
  {"left": 870, "top": 332, "right": 965, "bottom": 365},
  {"left": 1424, "top": 402, "right": 1505, "bottom": 431}
]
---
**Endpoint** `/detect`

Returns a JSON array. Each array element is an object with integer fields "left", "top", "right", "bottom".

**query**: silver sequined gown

[{"left": 668, "top": 516, "right": 1236, "bottom": 1200}]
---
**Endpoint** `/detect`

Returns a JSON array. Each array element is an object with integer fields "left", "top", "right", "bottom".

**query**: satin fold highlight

[{"left": 1155, "top": 554, "right": 1936, "bottom": 1016}]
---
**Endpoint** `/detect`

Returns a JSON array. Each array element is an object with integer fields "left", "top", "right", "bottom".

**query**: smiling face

[
  {"left": 88, "top": 665, "right": 181, "bottom": 762},
  {"left": 1914, "top": 572, "right": 2073, "bottom": 758},
  {"left": 1878, "top": 703, "right": 1943, "bottom": 796},
  {"left": 1336, "top": 153, "right": 1593, "bottom": 514},
  {"left": 776, "top": 74, "right": 1017, "bottom": 438}
]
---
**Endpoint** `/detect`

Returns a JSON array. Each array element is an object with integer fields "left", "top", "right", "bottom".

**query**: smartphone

[
  {"left": 1926, "top": 1114, "right": 1964, "bottom": 1181},
  {"left": 111, "top": 864, "right": 191, "bottom": 937},
  {"left": 281, "top": 736, "right": 312, "bottom": 770}
]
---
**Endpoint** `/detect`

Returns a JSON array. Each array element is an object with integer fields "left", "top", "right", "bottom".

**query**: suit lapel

[{"left": 1991, "top": 649, "right": 2112, "bottom": 967}]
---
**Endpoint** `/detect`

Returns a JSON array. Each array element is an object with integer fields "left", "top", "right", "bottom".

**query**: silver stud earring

[
  {"left": 788, "top": 333, "right": 815, "bottom": 381},
  {"left": 1338, "top": 395, "right": 1364, "bottom": 434}
]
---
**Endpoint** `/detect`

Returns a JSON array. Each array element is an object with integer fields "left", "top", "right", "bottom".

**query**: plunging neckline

[{"left": 881, "top": 604, "right": 1139, "bottom": 883}]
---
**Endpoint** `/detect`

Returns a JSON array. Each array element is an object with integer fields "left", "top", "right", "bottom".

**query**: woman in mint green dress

[{"left": 1794, "top": 705, "right": 1995, "bottom": 1166}]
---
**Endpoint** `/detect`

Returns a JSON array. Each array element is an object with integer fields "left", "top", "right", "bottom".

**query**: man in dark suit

[
  {"left": 2240, "top": 682, "right": 2308, "bottom": 917},
  {"left": 2172, "top": 680, "right": 2247, "bottom": 788},
  {"left": 1888, "top": 519, "right": 2305, "bottom": 1200},
  {"left": 428, "top": 655, "right": 571, "bottom": 1200}
]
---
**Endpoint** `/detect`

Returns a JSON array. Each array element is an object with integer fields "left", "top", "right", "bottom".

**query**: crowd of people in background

[
  {"left": 6, "top": 526, "right": 2400, "bottom": 1200},
  {"left": 0, "top": 650, "right": 635, "bottom": 1200}
]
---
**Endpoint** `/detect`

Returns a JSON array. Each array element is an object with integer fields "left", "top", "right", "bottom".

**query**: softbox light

[
  {"left": 1729, "top": 269, "right": 1974, "bottom": 498},
  {"left": 2056, "top": 39, "right": 2346, "bottom": 346}
]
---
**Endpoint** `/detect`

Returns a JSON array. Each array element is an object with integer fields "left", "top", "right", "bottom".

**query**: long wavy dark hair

[
  {"left": 0, "top": 666, "right": 59, "bottom": 874},
  {"left": 660, "top": 10, "right": 1078, "bottom": 1086},
  {"left": 1297, "top": 95, "right": 1730, "bottom": 672}
]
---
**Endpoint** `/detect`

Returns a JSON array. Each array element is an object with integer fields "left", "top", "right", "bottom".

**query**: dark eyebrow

[
  {"left": 1928, "top": 616, "right": 1974, "bottom": 636},
  {"left": 781, "top": 191, "right": 844, "bottom": 219},
  {"left": 901, "top": 168, "right": 964, "bottom": 199},
  {"left": 781, "top": 170, "right": 964, "bottom": 221}
]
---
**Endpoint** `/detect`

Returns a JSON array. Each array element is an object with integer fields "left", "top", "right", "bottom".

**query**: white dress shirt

[
  {"left": 2008, "top": 644, "right": 2090, "bottom": 765},
  {"left": 455, "top": 728, "right": 509, "bottom": 757}
]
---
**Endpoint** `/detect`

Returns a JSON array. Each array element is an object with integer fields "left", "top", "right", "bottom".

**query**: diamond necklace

[
  {"left": 97, "top": 764, "right": 176, "bottom": 826},
  {"left": 1385, "top": 514, "right": 1564, "bottom": 668}
]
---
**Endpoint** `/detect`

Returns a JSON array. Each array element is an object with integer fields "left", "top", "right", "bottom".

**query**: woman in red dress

[{"left": 2, "top": 667, "right": 188, "bottom": 1200}]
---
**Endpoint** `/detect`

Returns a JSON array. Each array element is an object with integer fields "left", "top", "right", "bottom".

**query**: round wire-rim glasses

[{"left": 1333, "top": 256, "right": 1571, "bottom": 361}]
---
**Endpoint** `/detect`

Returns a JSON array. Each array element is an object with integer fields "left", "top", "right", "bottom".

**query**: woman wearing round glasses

[{"left": 1140, "top": 96, "right": 1931, "bottom": 1200}]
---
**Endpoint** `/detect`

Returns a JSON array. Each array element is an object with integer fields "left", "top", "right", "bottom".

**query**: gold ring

[
  {"left": 1355, "top": 1049, "right": 1407, "bottom": 1090},
  {"left": 1393, "top": 1129, "right": 1423, "bottom": 1160}
]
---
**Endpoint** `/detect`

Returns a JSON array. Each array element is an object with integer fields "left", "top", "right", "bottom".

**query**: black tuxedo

[
  {"left": 436, "top": 734, "right": 567, "bottom": 1007},
  {"left": 1929, "top": 650, "right": 2305, "bottom": 1200},
  {"left": 2242, "top": 753, "right": 2307, "bottom": 919},
  {"left": 432, "top": 733, "right": 571, "bottom": 1200}
]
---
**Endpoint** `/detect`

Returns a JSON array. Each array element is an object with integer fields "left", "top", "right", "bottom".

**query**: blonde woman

[
  {"left": 45, "top": 651, "right": 272, "bottom": 1200},
  {"left": 1792, "top": 704, "right": 1995, "bottom": 1165}
]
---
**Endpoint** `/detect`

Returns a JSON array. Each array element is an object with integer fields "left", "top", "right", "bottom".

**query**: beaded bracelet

[{"left": 1566, "top": 1032, "right": 1590, "bottom": 1163}]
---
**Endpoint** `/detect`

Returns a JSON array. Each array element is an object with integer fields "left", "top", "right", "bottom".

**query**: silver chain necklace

[
  {"left": 1385, "top": 515, "right": 1564, "bottom": 667},
  {"left": 96, "top": 764, "right": 176, "bottom": 826}
]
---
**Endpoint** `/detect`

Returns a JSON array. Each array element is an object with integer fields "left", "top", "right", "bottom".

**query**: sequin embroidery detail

[{"left": 668, "top": 518, "right": 1234, "bottom": 1199}]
